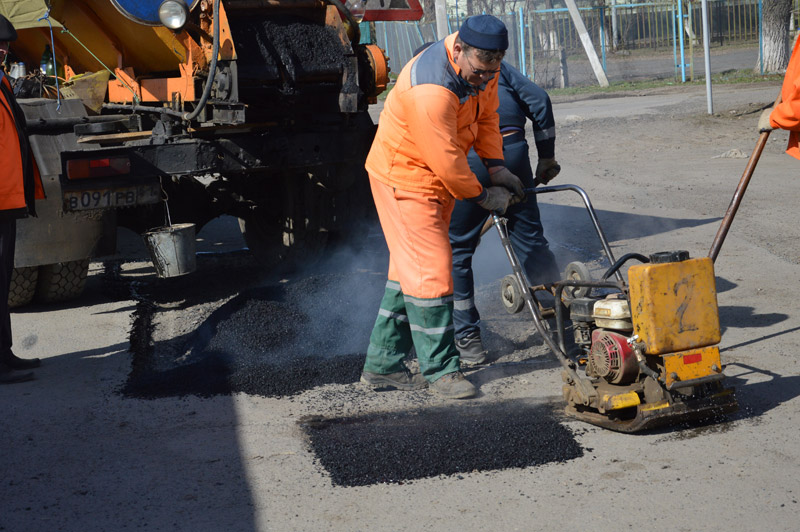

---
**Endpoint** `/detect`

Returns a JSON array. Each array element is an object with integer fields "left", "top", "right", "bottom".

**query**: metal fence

[{"left": 375, "top": 0, "right": 782, "bottom": 89}]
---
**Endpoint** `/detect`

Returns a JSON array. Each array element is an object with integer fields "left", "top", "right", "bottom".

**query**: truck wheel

[
  {"left": 8, "top": 267, "right": 39, "bottom": 308},
  {"left": 238, "top": 212, "right": 329, "bottom": 270},
  {"left": 35, "top": 259, "right": 90, "bottom": 303},
  {"left": 239, "top": 171, "right": 335, "bottom": 269}
]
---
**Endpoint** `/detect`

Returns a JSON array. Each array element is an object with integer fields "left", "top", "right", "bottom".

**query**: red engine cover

[{"left": 589, "top": 330, "right": 639, "bottom": 384}]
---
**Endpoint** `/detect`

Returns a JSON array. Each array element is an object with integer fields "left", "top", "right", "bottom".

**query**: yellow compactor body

[{"left": 558, "top": 252, "right": 737, "bottom": 432}]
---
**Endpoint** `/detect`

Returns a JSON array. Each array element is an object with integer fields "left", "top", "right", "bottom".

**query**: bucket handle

[{"left": 159, "top": 177, "right": 173, "bottom": 228}]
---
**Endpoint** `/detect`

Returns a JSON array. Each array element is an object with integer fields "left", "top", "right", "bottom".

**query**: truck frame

[{"left": 2, "top": 0, "right": 422, "bottom": 305}]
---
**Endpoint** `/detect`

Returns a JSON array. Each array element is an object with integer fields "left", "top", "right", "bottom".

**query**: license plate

[{"left": 63, "top": 184, "right": 161, "bottom": 211}]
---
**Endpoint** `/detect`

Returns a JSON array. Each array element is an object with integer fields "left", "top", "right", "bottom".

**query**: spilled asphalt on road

[{"left": 112, "top": 229, "right": 586, "bottom": 487}]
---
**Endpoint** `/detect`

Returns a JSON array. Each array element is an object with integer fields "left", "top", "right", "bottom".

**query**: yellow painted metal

[
  {"left": 628, "top": 257, "right": 720, "bottom": 355},
  {"left": 639, "top": 400, "right": 670, "bottom": 412},
  {"left": 48, "top": 0, "right": 184, "bottom": 74},
  {"left": 600, "top": 391, "right": 641, "bottom": 412},
  {"left": 663, "top": 346, "right": 721, "bottom": 388}
]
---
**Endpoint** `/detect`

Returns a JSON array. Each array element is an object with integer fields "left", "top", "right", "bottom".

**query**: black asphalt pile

[
  {"left": 124, "top": 271, "right": 385, "bottom": 399},
  {"left": 303, "top": 400, "right": 584, "bottom": 487},
  {"left": 229, "top": 14, "right": 345, "bottom": 87}
]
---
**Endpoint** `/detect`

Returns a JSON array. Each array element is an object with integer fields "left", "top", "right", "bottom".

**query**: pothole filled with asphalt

[{"left": 301, "top": 399, "right": 584, "bottom": 487}]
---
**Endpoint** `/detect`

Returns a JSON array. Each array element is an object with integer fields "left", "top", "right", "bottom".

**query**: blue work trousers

[{"left": 449, "top": 132, "right": 559, "bottom": 340}]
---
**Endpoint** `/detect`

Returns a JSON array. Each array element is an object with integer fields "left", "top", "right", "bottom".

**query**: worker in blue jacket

[{"left": 449, "top": 60, "right": 560, "bottom": 364}]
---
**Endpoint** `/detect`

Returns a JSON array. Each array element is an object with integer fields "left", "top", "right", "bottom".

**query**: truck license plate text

[{"left": 64, "top": 185, "right": 160, "bottom": 211}]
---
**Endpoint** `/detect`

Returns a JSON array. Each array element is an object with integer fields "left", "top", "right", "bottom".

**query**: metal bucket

[{"left": 143, "top": 223, "right": 197, "bottom": 278}]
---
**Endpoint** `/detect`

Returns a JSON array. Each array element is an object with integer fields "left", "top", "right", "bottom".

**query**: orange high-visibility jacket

[
  {"left": 0, "top": 74, "right": 44, "bottom": 217},
  {"left": 770, "top": 33, "right": 800, "bottom": 160},
  {"left": 366, "top": 33, "right": 504, "bottom": 201}
]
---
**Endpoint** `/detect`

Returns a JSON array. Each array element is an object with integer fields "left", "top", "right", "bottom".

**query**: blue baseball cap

[{"left": 458, "top": 15, "right": 508, "bottom": 51}]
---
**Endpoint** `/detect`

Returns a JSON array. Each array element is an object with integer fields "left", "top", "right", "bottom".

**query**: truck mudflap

[{"left": 16, "top": 98, "right": 119, "bottom": 267}]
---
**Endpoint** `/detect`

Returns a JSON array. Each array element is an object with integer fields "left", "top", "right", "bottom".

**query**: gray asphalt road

[{"left": 3, "top": 81, "right": 800, "bottom": 531}]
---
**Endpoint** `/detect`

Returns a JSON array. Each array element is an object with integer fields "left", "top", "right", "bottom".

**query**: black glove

[{"left": 535, "top": 158, "right": 561, "bottom": 184}]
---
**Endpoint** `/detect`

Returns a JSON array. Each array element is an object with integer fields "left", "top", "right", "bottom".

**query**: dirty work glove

[
  {"left": 489, "top": 167, "right": 525, "bottom": 198},
  {"left": 758, "top": 108, "right": 776, "bottom": 133},
  {"left": 535, "top": 158, "right": 561, "bottom": 184},
  {"left": 508, "top": 193, "right": 524, "bottom": 208},
  {"left": 478, "top": 186, "right": 513, "bottom": 214}
]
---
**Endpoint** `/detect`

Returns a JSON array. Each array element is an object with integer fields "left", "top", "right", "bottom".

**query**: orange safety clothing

[
  {"left": 770, "top": 33, "right": 800, "bottom": 160},
  {"left": 370, "top": 175, "right": 455, "bottom": 299},
  {"left": 365, "top": 33, "right": 504, "bottom": 202},
  {"left": 0, "top": 74, "right": 44, "bottom": 217},
  {"left": 364, "top": 31, "right": 506, "bottom": 381},
  {"left": 366, "top": 174, "right": 461, "bottom": 381}
]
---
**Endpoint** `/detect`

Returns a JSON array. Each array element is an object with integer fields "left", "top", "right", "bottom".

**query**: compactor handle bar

[{"left": 523, "top": 184, "right": 623, "bottom": 283}]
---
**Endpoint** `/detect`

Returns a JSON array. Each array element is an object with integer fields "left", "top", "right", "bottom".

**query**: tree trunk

[
  {"left": 474, "top": 0, "right": 492, "bottom": 15},
  {"left": 760, "top": 0, "right": 792, "bottom": 73},
  {"left": 421, "top": 0, "right": 436, "bottom": 25}
]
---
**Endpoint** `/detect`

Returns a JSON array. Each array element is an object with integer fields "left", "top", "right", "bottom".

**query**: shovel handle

[{"left": 708, "top": 92, "right": 783, "bottom": 263}]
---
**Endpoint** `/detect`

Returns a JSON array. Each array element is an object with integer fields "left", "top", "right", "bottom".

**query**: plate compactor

[{"left": 492, "top": 184, "right": 738, "bottom": 433}]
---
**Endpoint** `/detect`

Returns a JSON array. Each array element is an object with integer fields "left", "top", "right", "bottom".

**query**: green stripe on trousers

[{"left": 365, "top": 283, "right": 460, "bottom": 382}]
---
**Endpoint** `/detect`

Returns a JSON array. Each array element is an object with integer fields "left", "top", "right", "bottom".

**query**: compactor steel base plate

[{"left": 564, "top": 388, "right": 738, "bottom": 433}]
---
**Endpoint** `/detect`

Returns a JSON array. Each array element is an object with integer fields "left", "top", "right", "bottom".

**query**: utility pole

[
  {"left": 564, "top": 0, "right": 609, "bottom": 87},
  {"left": 701, "top": 0, "right": 713, "bottom": 113}
]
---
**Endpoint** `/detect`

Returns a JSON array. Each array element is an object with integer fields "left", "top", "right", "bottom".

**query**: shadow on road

[
  {"left": 724, "top": 361, "right": 800, "bottom": 421},
  {"left": 0, "top": 341, "right": 258, "bottom": 531}
]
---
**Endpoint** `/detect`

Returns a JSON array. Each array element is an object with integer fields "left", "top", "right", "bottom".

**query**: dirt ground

[{"left": 3, "top": 80, "right": 800, "bottom": 531}]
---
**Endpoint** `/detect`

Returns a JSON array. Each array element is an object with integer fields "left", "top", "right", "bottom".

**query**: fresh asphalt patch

[
  {"left": 118, "top": 253, "right": 386, "bottom": 399},
  {"left": 301, "top": 399, "right": 584, "bottom": 487}
]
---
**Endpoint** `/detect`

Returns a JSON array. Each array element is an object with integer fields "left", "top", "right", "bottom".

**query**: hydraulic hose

[{"left": 183, "top": 0, "right": 221, "bottom": 122}]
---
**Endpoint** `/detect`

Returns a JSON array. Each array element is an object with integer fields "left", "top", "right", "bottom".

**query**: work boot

[
  {"left": 0, "top": 362, "right": 34, "bottom": 385},
  {"left": 430, "top": 371, "right": 477, "bottom": 399},
  {"left": 2, "top": 351, "right": 41, "bottom": 370},
  {"left": 456, "top": 334, "right": 487, "bottom": 366},
  {"left": 360, "top": 369, "right": 428, "bottom": 391}
]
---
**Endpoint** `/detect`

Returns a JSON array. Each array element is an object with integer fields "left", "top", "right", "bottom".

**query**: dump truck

[{"left": 1, "top": 0, "right": 422, "bottom": 306}]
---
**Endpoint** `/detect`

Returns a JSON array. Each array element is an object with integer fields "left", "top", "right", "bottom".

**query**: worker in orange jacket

[
  {"left": 758, "top": 32, "right": 800, "bottom": 158},
  {"left": 361, "top": 15, "right": 524, "bottom": 399},
  {"left": 0, "top": 14, "right": 46, "bottom": 384}
]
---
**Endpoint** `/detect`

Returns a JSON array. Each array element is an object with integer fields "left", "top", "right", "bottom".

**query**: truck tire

[
  {"left": 238, "top": 212, "right": 328, "bottom": 270},
  {"left": 8, "top": 267, "right": 39, "bottom": 308},
  {"left": 35, "top": 259, "right": 90, "bottom": 303},
  {"left": 239, "top": 171, "right": 334, "bottom": 270}
]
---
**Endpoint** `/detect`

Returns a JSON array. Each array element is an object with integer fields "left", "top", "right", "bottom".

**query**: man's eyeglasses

[{"left": 465, "top": 53, "right": 501, "bottom": 76}]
